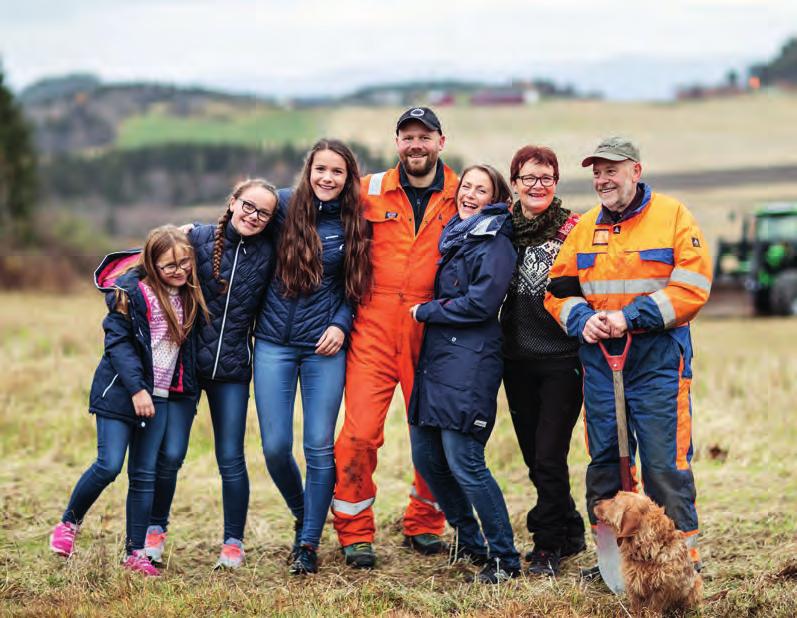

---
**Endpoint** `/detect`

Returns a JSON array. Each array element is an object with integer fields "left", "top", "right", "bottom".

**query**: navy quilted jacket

[
  {"left": 189, "top": 221, "right": 275, "bottom": 382},
  {"left": 254, "top": 189, "right": 354, "bottom": 347},
  {"left": 89, "top": 251, "right": 198, "bottom": 424}
]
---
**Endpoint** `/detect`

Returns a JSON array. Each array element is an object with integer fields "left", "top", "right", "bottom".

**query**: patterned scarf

[
  {"left": 511, "top": 196, "right": 570, "bottom": 248},
  {"left": 439, "top": 204, "right": 509, "bottom": 255}
]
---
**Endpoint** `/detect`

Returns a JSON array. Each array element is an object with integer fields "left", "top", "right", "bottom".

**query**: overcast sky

[{"left": 2, "top": 0, "right": 795, "bottom": 100}]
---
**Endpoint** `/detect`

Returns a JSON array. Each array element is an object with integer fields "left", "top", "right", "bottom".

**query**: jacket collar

[
  {"left": 382, "top": 161, "right": 458, "bottom": 202},
  {"left": 596, "top": 182, "right": 652, "bottom": 225}
]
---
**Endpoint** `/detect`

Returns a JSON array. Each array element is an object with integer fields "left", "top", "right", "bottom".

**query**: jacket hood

[{"left": 94, "top": 250, "right": 142, "bottom": 292}]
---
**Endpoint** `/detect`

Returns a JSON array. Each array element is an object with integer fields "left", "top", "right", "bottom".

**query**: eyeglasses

[
  {"left": 517, "top": 174, "right": 557, "bottom": 188},
  {"left": 239, "top": 198, "right": 273, "bottom": 222},
  {"left": 157, "top": 257, "right": 193, "bottom": 275}
]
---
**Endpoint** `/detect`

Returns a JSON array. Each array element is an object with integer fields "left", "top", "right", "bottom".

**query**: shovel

[{"left": 593, "top": 333, "right": 634, "bottom": 595}]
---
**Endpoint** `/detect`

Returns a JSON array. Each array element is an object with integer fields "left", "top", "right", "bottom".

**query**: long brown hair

[
  {"left": 116, "top": 225, "right": 209, "bottom": 344},
  {"left": 277, "top": 139, "right": 371, "bottom": 305},
  {"left": 212, "top": 178, "right": 279, "bottom": 292}
]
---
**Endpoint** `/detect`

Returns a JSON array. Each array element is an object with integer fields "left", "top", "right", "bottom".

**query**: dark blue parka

[
  {"left": 254, "top": 189, "right": 354, "bottom": 346},
  {"left": 408, "top": 205, "right": 517, "bottom": 443},
  {"left": 189, "top": 220, "right": 275, "bottom": 382},
  {"left": 88, "top": 251, "right": 198, "bottom": 424}
]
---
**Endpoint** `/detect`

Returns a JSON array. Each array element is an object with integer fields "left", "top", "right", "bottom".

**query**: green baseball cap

[{"left": 581, "top": 136, "right": 641, "bottom": 167}]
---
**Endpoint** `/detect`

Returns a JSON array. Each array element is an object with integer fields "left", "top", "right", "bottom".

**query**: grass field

[
  {"left": 115, "top": 93, "right": 797, "bottom": 182},
  {"left": 1, "top": 292, "right": 796, "bottom": 617}
]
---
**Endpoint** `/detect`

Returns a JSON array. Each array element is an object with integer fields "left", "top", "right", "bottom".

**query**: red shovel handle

[{"left": 597, "top": 333, "right": 633, "bottom": 371}]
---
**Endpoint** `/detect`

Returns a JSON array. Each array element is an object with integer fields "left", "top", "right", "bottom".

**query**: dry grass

[
  {"left": 325, "top": 94, "right": 797, "bottom": 178},
  {"left": 1, "top": 292, "right": 796, "bottom": 617}
]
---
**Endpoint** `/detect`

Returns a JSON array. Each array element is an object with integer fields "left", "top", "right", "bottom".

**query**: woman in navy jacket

[
  {"left": 408, "top": 164, "right": 520, "bottom": 584},
  {"left": 253, "top": 139, "right": 371, "bottom": 575},
  {"left": 144, "top": 179, "right": 277, "bottom": 569}
]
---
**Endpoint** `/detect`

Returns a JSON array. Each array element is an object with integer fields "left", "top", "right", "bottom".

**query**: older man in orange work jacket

[
  {"left": 545, "top": 137, "right": 712, "bottom": 572},
  {"left": 332, "top": 107, "right": 457, "bottom": 568}
]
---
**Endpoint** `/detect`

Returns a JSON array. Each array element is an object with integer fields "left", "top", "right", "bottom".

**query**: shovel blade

[{"left": 595, "top": 522, "right": 625, "bottom": 594}]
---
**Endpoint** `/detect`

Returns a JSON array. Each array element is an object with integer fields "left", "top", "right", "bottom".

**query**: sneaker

[
  {"left": 403, "top": 533, "right": 448, "bottom": 555},
  {"left": 342, "top": 542, "right": 376, "bottom": 569},
  {"left": 288, "top": 519, "right": 303, "bottom": 562},
  {"left": 289, "top": 544, "right": 319, "bottom": 575},
  {"left": 450, "top": 544, "right": 490, "bottom": 566},
  {"left": 527, "top": 548, "right": 561, "bottom": 577},
  {"left": 215, "top": 538, "right": 245, "bottom": 569},
  {"left": 144, "top": 526, "right": 167, "bottom": 563},
  {"left": 49, "top": 521, "right": 78, "bottom": 557},
  {"left": 470, "top": 560, "right": 521, "bottom": 584},
  {"left": 122, "top": 549, "right": 160, "bottom": 577}
]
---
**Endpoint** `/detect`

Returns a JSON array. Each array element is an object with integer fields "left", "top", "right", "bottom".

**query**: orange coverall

[{"left": 332, "top": 163, "right": 458, "bottom": 545}]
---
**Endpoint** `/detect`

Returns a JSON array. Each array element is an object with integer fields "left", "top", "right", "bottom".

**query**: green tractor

[{"left": 714, "top": 202, "right": 797, "bottom": 316}]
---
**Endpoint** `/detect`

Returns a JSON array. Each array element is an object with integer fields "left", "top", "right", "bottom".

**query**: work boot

[
  {"left": 526, "top": 548, "right": 561, "bottom": 577},
  {"left": 342, "top": 542, "right": 376, "bottom": 568},
  {"left": 403, "top": 533, "right": 447, "bottom": 555}
]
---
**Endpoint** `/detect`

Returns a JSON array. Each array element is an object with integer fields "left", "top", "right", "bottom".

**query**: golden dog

[{"left": 594, "top": 491, "right": 702, "bottom": 615}]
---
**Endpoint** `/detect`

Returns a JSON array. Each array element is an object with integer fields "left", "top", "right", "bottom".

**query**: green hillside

[{"left": 117, "top": 109, "right": 324, "bottom": 149}]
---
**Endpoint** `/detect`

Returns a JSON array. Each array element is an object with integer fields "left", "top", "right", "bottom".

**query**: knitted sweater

[
  {"left": 500, "top": 199, "right": 580, "bottom": 360},
  {"left": 141, "top": 281, "right": 184, "bottom": 397}
]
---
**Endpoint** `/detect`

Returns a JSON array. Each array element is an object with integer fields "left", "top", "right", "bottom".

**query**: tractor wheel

[{"left": 771, "top": 270, "right": 797, "bottom": 316}]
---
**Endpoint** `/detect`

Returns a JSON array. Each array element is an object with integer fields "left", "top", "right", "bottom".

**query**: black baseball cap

[{"left": 396, "top": 107, "right": 442, "bottom": 134}]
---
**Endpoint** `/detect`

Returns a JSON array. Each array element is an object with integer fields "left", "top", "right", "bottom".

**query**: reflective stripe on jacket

[
  {"left": 544, "top": 185, "right": 712, "bottom": 337},
  {"left": 363, "top": 164, "right": 458, "bottom": 298}
]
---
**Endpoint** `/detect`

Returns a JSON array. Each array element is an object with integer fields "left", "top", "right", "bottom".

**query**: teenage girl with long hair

[
  {"left": 49, "top": 226, "right": 207, "bottom": 576},
  {"left": 143, "top": 179, "right": 278, "bottom": 568},
  {"left": 252, "top": 139, "right": 371, "bottom": 575}
]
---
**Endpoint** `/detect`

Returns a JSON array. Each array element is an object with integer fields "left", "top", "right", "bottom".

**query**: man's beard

[{"left": 403, "top": 154, "right": 437, "bottom": 177}]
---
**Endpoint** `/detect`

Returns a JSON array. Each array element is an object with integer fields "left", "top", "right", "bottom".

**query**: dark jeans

[
  {"left": 62, "top": 398, "right": 168, "bottom": 553},
  {"left": 410, "top": 424, "right": 520, "bottom": 570},
  {"left": 503, "top": 357, "right": 585, "bottom": 552},
  {"left": 149, "top": 381, "right": 250, "bottom": 541},
  {"left": 253, "top": 339, "right": 345, "bottom": 547}
]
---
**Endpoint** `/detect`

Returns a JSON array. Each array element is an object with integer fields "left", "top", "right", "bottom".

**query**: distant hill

[{"left": 20, "top": 74, "right": 275, "bottom": 154}]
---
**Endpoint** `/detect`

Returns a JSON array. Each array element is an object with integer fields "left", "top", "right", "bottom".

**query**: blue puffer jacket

[
  {"left": 254, "top": 189, "right": 354, "bottom": 346},
  {"left": 88, "top": 251, "right": 198, "bottom": 424},
  {"left": 408, "top": 205, "right": 517, "bottom": 443},
  {"left": 190, "top": 220, "right": 275, "bottom": 382}
]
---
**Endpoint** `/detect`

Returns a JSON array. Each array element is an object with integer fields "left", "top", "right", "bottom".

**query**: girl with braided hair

[{"left": 144, "top": 178, "right": 278, "bottom": 569}]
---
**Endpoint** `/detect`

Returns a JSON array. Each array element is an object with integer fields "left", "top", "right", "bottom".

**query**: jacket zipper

[
  {"left": 212, "top": 238, "right": 243, "bottom": 379},
  {"left": 101, "top": 373, "right": 119, "bottom": 398}
]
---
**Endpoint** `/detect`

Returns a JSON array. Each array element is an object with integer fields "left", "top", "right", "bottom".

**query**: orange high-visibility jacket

[
  {"left": 363, "top": 164, "right": 459, "bottom": 296},
  {"left": 545, "top": 186, "right": 712, "bottom": 335}
]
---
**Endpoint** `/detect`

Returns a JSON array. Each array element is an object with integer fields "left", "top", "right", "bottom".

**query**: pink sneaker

[
  {"left": 49, "top": 521, "right": 78, "bottom": 557},
  {"left": 144, "top": 526, "right": 167, "bottom": 563},
  {"left": 214, "top": 538, "right": 245, "bottom": 569},
  {"left": 123, "top": 549, "right": 161, "bottom": 576}
]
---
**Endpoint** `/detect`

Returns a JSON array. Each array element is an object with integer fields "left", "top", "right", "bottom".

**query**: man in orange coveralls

[{"left": 332, "top": 107, "right": 458, "bottom": 568}]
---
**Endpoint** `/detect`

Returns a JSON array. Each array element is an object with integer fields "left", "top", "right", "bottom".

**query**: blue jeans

[
  {"left": 410, "top": 424, "right": 520, "bottom": 570},
  {"left": 253, "top": 339, "right": 345, "bottom": 548},
  {"left": 149, "top": 381, "right": 250, "bottom": 541},
  {"left": 63, "top": 399, "right": 168, "bottom": 553}
]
